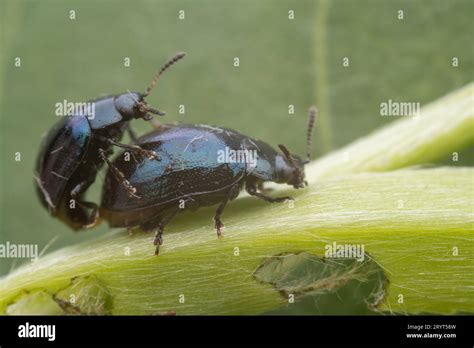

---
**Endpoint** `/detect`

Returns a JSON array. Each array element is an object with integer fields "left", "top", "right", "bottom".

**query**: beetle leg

[
  {"left": 149, "top": 117, "right": 162, "bottom": 130},
  {"left": 213, "top": 184, "right": 240, "bottom": 239},
  {"left": 213, "top": 192, "right": 232, "bottom": 238},
  {"left": 70, "top": 181, "right": 99, "bottom": 229},
  {"left": 153, "top": 207, "right": 180, "bottom": 255},
  {"left": 214, "top": 202, "right": 227, "bottom": 239},
  {"left": 98, "top": 148, "right": 141, "bottom": 199},
  {"left": 100, "top": 136, "right": 159, "bottom": 160},
  {"left": 126, "top": 125, "right": 138, "bottom": 144},
  {"left": 79, "top": 201, "right": 99, "bottom": 229},
  {"left": 246, "top": 184, "right": 293, "bottom": 203}
]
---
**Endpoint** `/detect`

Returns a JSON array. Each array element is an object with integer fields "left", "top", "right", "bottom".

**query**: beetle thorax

[{"left": 114, "top": 92, "right": 146, "bottom": 121}]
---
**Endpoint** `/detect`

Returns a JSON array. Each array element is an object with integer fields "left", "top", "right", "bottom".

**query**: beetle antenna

[
  {"left": 304, "top": 106, "right": 317, "bottom": 164},
  {"left": 278, "top": 144, "right": 297, "bottom": 168},
  {"left": 144, "top": 52, "right": 186, "bottom": 97}
]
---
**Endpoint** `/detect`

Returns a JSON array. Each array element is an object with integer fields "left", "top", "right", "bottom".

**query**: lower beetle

[
  {"left": 100, "top": 106, "right": 317, "bottom": 254},
  {"left": 35, "top": 52, "right": 186, "bottom": 230}
]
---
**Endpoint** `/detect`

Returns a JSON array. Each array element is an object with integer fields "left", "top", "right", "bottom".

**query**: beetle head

[
  {"left": 114, "top": 92, "right": 160, "bottom": 121},
  {"left": 115, "top": 52, "right": 186, "bottom": 122},
  {"left": 275, "top": 147, "right": 306, "bottom": 188},
  {"left": 275, "top": 106, "right": 317, "bottom": 189}
]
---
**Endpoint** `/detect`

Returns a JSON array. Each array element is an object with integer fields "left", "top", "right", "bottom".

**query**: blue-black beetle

[
  {"left": 100, "top": 106, "right": 317, "bottom": 254},
  {"left": 35, "top": 52, "right": 186, "bottom": 230}
]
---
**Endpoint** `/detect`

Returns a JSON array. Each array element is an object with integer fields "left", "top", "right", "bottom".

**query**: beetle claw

[
  {"left": 215, "top": 220, "right": 225, "bottom": 239},
  {"left": 153, "top": 231, "right": 163, "bottom": 246},
  {"left": 153, "top": 231, "right": 164, "bottom": 255},
  {"left": 135, "top": 148, "right": 160, "bottom": 161},
  {"left": 146, "top": 150, "right": 160, "bottom": 161}
]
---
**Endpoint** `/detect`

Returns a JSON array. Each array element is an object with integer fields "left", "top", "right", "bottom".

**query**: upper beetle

[
  {"left": 35, "top": 52, "right": 186, "bottom": 230},
  {"left": 100, "top": 106, "right": 317, "bottom": 254}
]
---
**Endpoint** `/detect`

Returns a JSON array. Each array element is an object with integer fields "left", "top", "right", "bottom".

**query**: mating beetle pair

[{"left": 35, "top": 52, "right": 316, "bottom": 255}]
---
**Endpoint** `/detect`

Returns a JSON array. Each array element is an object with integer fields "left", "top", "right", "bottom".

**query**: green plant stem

[{"left": 0, "top": 167, "right": 472, "bottom": 315}]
